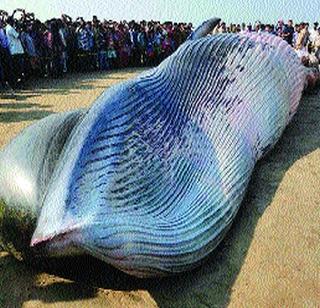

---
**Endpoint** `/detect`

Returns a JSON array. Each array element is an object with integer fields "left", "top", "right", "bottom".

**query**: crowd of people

[
  {"left": 214, "top": 20, "right": 320, "bottom": 61},
  {"left": 0, "top": 8, "right": 320, "bottom": 91},
  {"left": 0, "top": 9, "right": 193, "bottom": 90}
]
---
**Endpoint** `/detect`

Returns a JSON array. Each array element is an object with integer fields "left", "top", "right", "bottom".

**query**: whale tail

[{"left": 188, "top": 17, "right": 221, "bottom": 40}]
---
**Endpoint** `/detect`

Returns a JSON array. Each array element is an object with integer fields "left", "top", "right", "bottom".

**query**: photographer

[
  {"left": 76, "top": 17, "right": 92, "bottom": 71},
  {"left": 5, "top": 13, "right": 25, "bottom": 86},
  {"left": 20, "top": 23, "right": 39, "bottom": 79},
  {"left": 0, "top": 15, "right": 15, "bottom": 90}
]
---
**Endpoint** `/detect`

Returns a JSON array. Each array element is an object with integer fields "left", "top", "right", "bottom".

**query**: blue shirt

[
  {"left": 21, "top": 32, "right": 37, "bottom": 57},
  {"left": 0, "top": 28, "right": 9, "bottom": 49}
]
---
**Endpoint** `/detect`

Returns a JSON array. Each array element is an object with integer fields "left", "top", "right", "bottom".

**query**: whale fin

[
  {"left": 188, "top": 17, "right": 221, "bottom": 40},
  {"left": 0, "top": 109, "right": 85, "bottom": 216}
]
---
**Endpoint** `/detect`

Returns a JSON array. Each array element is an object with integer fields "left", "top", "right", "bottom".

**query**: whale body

[{"left": 0, "top": 19, "right": 305, "bottom": 277}]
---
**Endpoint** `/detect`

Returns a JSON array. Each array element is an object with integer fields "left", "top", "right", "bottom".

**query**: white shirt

[
  {"left": 314, "top": 32, "right": 320, "bottom": 48},
  {"left": 310, "top": 28, "right": 317, "bottom": 44},
  {"left": 5, "top": 24, "right": 24, "bottom": 55}
]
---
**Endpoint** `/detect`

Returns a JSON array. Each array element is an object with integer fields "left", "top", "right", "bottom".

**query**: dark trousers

[
  {"left": 11, "top": 54, "right": 25, "bottom": 84},
  {"left": 0, "top": 47, "right": 15, "bottom": 87},
  {"left": 50, "top": 53, "right": 63, "bottom": 78}
]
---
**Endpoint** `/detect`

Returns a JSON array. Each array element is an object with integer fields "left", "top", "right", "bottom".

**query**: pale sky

[{"left": 1, "top": 0, "right": 319, "bottom": 26}]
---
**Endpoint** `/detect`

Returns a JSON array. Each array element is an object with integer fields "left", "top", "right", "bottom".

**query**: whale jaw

[{"left": 30, "top": 224, "right": 84, "bottom": 257}]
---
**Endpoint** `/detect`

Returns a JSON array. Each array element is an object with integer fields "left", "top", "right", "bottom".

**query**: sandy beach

[{"left": 0, "top": 69, "right": 319, "bottom": 307}]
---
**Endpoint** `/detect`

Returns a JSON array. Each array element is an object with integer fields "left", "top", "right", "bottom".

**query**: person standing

[
  {"left": 95, "top": 23, "right": 108, "bottom": 70},
  {"left": 85, "top": 22, "right": 94, "bottom": 69},
  {"left": 5, "top": 17, "right": 25, "bottom": 86},
  {"left": 0, "top": 19, "right": 15, "bottom": 89},
  {"left": 20, "top": 24, "right": 38, "bottom": 79},
  {"left": 76, "top": 18, "right": 90, "bottom": 71},
  {"left": 218, "top": 22, "right": 227, "bottom": 33},
  {"left": 292, "top": 24, "right": 300, "bottom": 48},
  {"left": 276, "top": 20, "right": 284, "bottom": 37},
  {"left": 314, "top": 27, "right": 320, "bottom": 60},
  {"left": 137, "top": 25, "right": 147, "bottom": 66},
  {"left": 296, "top": 23, "right": 309, "bottom": 51},
  {"left": 58, "top": 18, "right": 68, "bottom": 73},
  {"left": 282, "top": 20, "right": 295, "bottom": 46},
  {"left": 310, "top": 22, "right": 319, "bottom": 53},
  {"left": 310, "top": 22, "right": 319, "bottom": 43}
]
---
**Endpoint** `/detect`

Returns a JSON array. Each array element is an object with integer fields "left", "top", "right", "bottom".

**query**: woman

[
  {"left": 20, "top": 24, "right": 38, "bottom": 79},
  {"left": 48, "top": 19, "right": 64, "bottom": 77},
  {"left": 106, "top": 26, "right": 117, "bottom": 69}
]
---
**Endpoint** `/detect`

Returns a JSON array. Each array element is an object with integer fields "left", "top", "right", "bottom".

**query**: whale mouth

[
  {"left": 30, "top": 226, "right": 83, "bottom": 257},
  {"left": 30, "top": 230, "right": 70, "bottom": 248}
]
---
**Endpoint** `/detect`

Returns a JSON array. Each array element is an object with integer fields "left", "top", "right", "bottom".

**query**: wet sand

[{"left": 0, "top": 69, "right": 319, "bottom": 307}]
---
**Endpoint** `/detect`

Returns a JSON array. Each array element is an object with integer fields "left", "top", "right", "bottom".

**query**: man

[
  {"left": 310, "top": 22, "right": 319, "bottom": 52},
  {"left": 264, "top": 24, "right": 272, "bottom": 34},
  {"left": 296, "top": 23, "right": 309, "bottom": 51},
  {"left": 276, "top": 20, "right": 284, "bottom": 36},
  {"left": 305, "top": 23, "right": 311, "bottom": 52},
  {"left": 5, "top": 17, "right": 25, "bottom": 85},
  {"left": 240, "top": 23, "right": 246, "bottom": 34},
  {"left": 255, "top": 21, "right": 262, "bottom": 33},
  {"left": 314, "top": 27, "right": 320, "bottom": 60},
  {"left": 20, "top": 24, "right": 38, "bottom": 79},
  {"left": 76, "top": 18, "right": 91, "bottom": 71},
  {"left": 292, "top": 24, "right": 300, "bottom": 48},
  {"left": 282, "top": 19, "right": 295, "bottom": 46},
  {"left": 58, "top": 18, "right": 69, "bottom": 73},
  {"left": 0, "top": 19, "right": 15, "bottom": 89},
  {"left": 218, "top": 22, "right": 227, "bottom": 33}
]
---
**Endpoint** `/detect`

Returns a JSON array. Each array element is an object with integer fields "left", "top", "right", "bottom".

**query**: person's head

[
  {"left": 265, "top": 24, "right": 271, "bottom": 33},
  {"left": 314, "top": 22, "right": 319, "bottom": 30},
  {"left": 20, "top": 23, "right": 27, "bottom": 33},
  {"left": 86, "top": 21, "right": 92, "bottom": 29},
  {"left": 288, "top": 19, "right": 293, "bottom": 27},
  {"left": 94, "top": 19, "right": 100, "bottom": 27},
  {"left": 6, "top": 16, "right": 14, "bottom": 26},
  {"left": 79, "top": 18, "right": 85, "bottom": 27},
  {"left": 56, "top": 19, "right": 63, "bottom": 29},
  {"left": 300, "top": 22, "right": 306, "bottom": 31},
  {"left": 49, "top": 19, "right": 59, "bottom": 33}
]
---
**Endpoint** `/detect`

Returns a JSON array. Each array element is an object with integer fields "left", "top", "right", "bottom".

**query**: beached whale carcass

[{"left": 0, "top": 18, "right": 306, "bottom": 277}]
